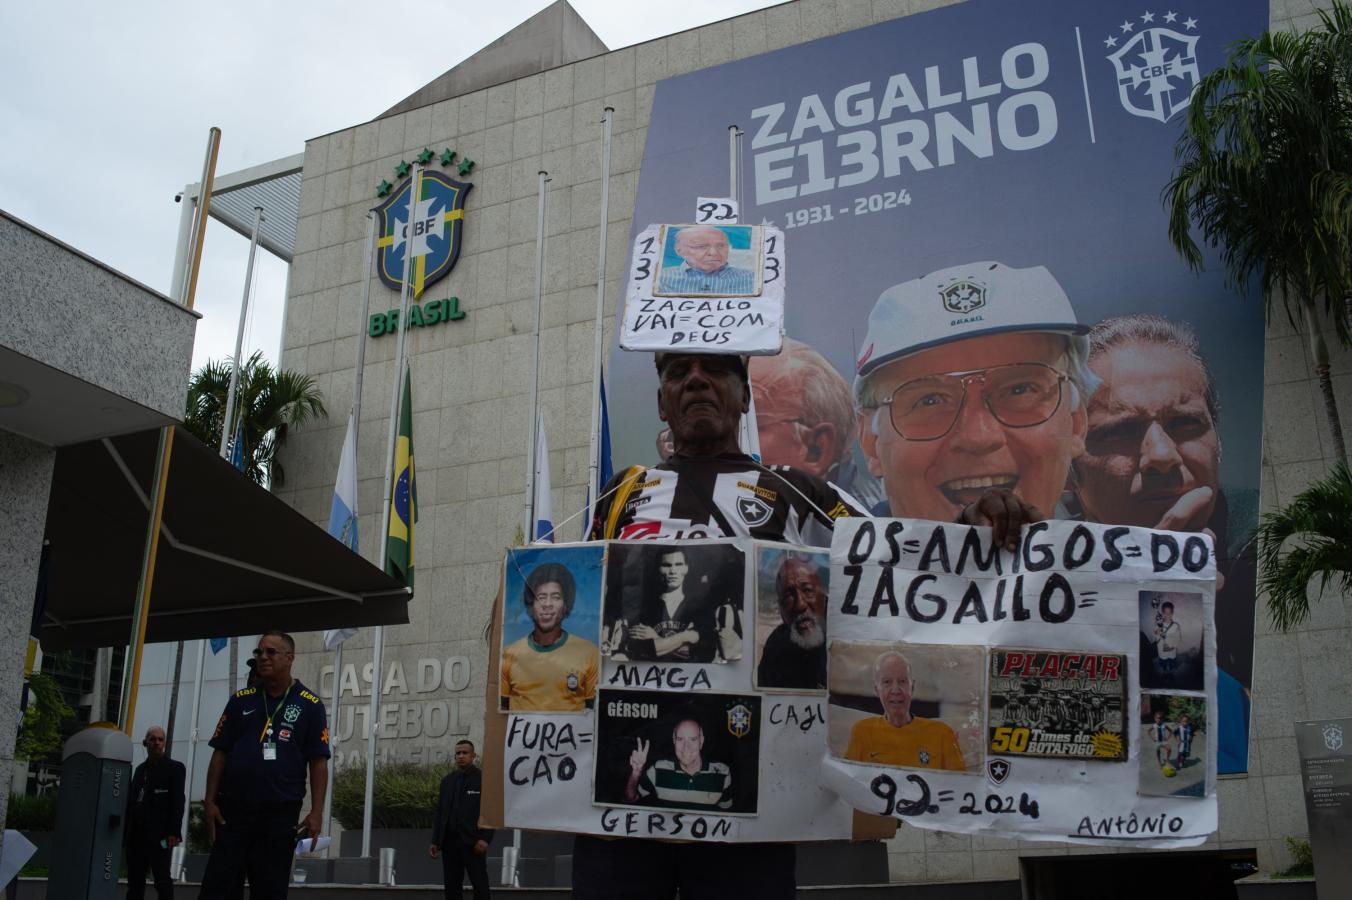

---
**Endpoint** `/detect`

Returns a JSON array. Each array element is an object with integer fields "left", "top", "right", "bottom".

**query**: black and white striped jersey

[{"left": 588, "top": 453, "right": 865, "bottom": 547}]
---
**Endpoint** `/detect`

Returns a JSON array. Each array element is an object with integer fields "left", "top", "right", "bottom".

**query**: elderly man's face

[
  {"left": 875, "top": 655, "right": 914, "bottom": 725},
  {"left": 657, "top": 354, "right": 748, "bottom": 451},
  {"left": 530, "top": 581, "right": 566, "bottom": 632},
  {"left": 144, "top": 727, "right": 166, "bottom": 759},
  {"left": 778, "top": 559, "right": 826, "bottom": 649},
  {"left": 676, "top": 230, "right": 730, "bottom": 273},
  {"left": 860, "top": 333, "right": 1086, "bottom": 521},
  {"left": 1076, "top": 342, "right": 1220, "bottom": 528},
  {"left": 673, "top": 720, "right": 704, "bottom": 771}
]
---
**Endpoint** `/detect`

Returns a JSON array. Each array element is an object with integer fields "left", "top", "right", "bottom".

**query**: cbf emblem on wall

[
  {"left": 1104, "top": 11, "right": 1201, "bottom": 123},
  {"left": 1323, "top": 723, "right": 1344, "bottom": 752},
  {"left": 375, "top": 169, "right": 472, "bottom": 298}
]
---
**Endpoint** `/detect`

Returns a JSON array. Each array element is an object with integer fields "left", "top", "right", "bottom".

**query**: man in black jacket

[
  {"left": 429, "top": 740, "right": 494, "bottom": 900},
  {"left": 125, "top": 725, "right": 186, "bottom": 900}
]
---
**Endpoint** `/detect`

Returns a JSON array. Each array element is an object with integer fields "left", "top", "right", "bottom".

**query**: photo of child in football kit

[
  {"left": 499, "top": 545, "right": 602, "bottom": 713},
  {"left": 1139, "top": 694, "right": 1207, "bottom": 798},
  {"left": 753, "top": 546, "right": 830, "bottom": 692},
  {"left": 601, "top": 541, "right": 745, "bottom": 664},
  {"left": 827, "top": 640, "right": 983, "bottom": 773},
  {"left": 593, "top": 690, "right": 762, "bottom": 815},
  {"left": 1139, "top": 591, "right": 1205, "bottom": 692}
]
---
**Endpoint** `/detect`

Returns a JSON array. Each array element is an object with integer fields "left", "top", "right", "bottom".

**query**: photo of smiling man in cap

[{"left": 853, "top": 261, "right": 1099, "bottom": 526}]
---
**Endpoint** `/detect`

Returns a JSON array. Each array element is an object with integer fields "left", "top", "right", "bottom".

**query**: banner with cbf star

[{"left": 374, "top": 168, "right": 472, "bottom": 298}]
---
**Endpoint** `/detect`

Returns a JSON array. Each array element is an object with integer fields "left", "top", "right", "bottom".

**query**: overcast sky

[{"left": 1, "top": 0, "right": 783, "bottom": 373}]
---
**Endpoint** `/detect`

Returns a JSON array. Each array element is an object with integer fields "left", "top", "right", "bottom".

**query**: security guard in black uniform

[
  {"left": 126, "top": 725, "right": 186, "bottom": 899},
  {"left": 198, "top": 631, "right": 330, "bottom": 899}
]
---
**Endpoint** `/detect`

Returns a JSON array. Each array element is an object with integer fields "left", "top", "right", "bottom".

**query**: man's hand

[
  {"left": 300, "top": 808, "right": 322, "bottom": 852},
  {"left": 473, "top": 839, "right": 488, "bottom": 855},
  {"left": 204, "top": 801, "right": 225, "bottom": 845},
  {"left": 1155, "top": 486, "right": 1213, "bottom": 532},
  {"left": 629, "top": 737, "right": 650, "bottom": 775},
  {"left": 628, "top": 624, "right": 658, "bottom": 641},
  {"left": 428, "top": 843, "right": 440, "bottom": 859},
  {"left": 960, "top": 488, "right": 1044, "bottom": 551}
]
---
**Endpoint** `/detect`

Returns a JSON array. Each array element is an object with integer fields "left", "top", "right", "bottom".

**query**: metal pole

[
  {"left": 322, "top": 642, "right": 343, "bottom": 844},
  {"left": 523, "top": 170, "right": 549, "bottom": 539},
  {"left": 120, "top": 127, "right": 219, "bottom": 735},
  {"left": 177, "top": 636, "right": 207, "bottom": 871},
  {"left": 363, "top": 164, "right": 422, "bottom": 859},
  {"left": 325, "top": 213, "right": 375, "bottom": 851},
  {"left": 183, "top": 129, "right": 222, "bottom": 311},
  {"left": 728, "top": 125, "right": 739, "bottom": 202},
  {"left": 586, "top": 111, "right": 614, "bottom": 522},
  {"left": 118, "top": 427, "right": 175, "bottom": 732},
  {"left": 219, "top": 206, "right": 265, "bottom": 459},
  {"left": 170, "top": 194, "right": 196, "bottom": 304},
  {"left": 352, "top": 213, "right": 377, "bottom": 439}
]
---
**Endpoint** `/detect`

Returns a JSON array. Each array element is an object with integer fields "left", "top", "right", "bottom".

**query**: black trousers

[
  {"left": 440, "top": 841, "right": 491, "bottom": 900},
  {"left": 572, "top": 836, "right": 795, "bottom": 900},
  {"left": 198, "top": 802, "right": 302, "bottom": 900},
  {"left": 125, "top": 838, "right": 174, "bottom": 900}
]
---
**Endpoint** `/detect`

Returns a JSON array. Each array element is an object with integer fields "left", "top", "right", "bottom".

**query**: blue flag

[{"left": 209, "top": 637, "right": 228, "bottom": 654}]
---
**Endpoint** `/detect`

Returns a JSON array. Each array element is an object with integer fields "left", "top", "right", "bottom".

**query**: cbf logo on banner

[
  {"left": 375, "top": 169, "right": 472, "bottom": 297},
  {"left": 1104, "top": 10, "right": 1202, "bottom": 122}
]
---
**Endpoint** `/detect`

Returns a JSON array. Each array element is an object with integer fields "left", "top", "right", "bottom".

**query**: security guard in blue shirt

[{"left": 199, "top": 631, "right": 330, "bottom": 899}]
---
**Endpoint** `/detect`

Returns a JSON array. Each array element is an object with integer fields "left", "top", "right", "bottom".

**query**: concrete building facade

[{"left": 270, "top": 0, "right": 1352, "bottom": 880}]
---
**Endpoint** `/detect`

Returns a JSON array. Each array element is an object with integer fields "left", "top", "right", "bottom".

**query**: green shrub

[
  {"left": 1278, "top": 836, "right": 1314, "bottom": 878},
  {"left": 187, "top": 802, "right": 211, "bottom": 854},
  {"left": 8, "top": 793, "right": 58, "bottom": 831},
  {"left": 330, "top": 760, "right": 453, "bottom": 830}
]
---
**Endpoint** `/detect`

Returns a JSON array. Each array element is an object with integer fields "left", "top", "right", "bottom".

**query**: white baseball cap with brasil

[{"left": 853, "top": 261, "right": 1089, "bottom": 380}]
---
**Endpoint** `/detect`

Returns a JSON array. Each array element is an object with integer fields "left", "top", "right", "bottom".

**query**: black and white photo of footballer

[
  {"left": 986, "top": 649, "right": 1128, "bottom": 762},
  {"left": 1139, "top": 590, "right": 1205, "bottom": 692},
  {"left": 601, "top": 542, "right": 745, "bottom": 664},
  {"left": 593, "top": 690, "right": 761, "bottom": 815}
]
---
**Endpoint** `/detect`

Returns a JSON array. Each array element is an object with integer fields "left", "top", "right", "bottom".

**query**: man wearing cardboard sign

[
  {"left": 853, "top": 261, "right": 1099, "bottom": 540},
  {"left": 579, "top": 350, "right": 1039, "bottom": 899}
]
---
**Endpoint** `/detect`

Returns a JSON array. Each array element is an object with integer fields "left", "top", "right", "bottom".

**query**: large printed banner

[
  {"left": 822, "top": 518, "right": 1218, "bottom": 846},
  {"left": 613, "top": 0, "right": 1264, "bottom": 772}
]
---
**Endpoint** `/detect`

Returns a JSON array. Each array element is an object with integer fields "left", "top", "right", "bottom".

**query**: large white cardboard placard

[
  {"left": 823, "top": 518, "right": 1219, "bottom": 847},
  {"left": 620, "top": 224, "right": 784, "bottom": 354},
  {"left": 500, "top": 539, "right": 856, "bottom": 842}
]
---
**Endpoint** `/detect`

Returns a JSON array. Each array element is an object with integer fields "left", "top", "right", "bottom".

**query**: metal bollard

[{"left": 378, "top": 846, "right": 397, "bottom": 885}]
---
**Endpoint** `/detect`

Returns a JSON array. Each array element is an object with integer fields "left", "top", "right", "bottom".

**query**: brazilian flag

[{"left": 387, "top": 365, "right": 417, "bottom": 588}]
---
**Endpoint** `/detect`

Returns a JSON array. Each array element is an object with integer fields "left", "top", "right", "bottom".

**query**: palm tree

[
  {"left": 167, "top": 351, "right": 328, "bottom": 745},
  {"left": 1256, "top": 461, "right": 1352, "bottom": 630},
  {"left": 183, "top": 350, "right": 327, "bottom": 487},
  {"left": 1164, "top": 2, "right": 1352, "bottom": 461}
]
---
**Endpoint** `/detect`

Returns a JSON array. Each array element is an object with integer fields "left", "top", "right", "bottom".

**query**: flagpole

[
  {"left": 120, "top": 126, "right": 220, "bottom": 736},
  {"left": 325, "top": 211, "right": 377, "bottom": 849},
  {"left": 523, "top": 170, "right": 549, "bottom": 538},
  {"left": 218, "top": 206, "right": 265, "bottom": 459},
  {"left": 586, "top": 110, "right": 614, "bottom": 520},
  {"left": 363, "top": 164, "right": 422, "bottom": 859}
]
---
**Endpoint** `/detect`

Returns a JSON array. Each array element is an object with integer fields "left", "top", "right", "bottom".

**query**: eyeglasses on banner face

[{"left": 878, "top": 362, "right": 1069, "bottom": 442}]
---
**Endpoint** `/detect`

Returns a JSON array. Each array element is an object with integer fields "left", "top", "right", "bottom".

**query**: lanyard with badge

[{"left": 259, "top": 683, "right": 293, "bottom": 761}]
